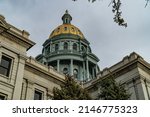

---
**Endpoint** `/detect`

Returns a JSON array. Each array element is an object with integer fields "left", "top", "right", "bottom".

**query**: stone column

[
  {"left": 57, "top": 59, "right": 60, "bottom": 72},
  {"left": 25, "top": 80, "right": 34, "bottom": 100},
  {"left": 79, "top": 39, "right": 81, "bottom": 51},
  {"left": 49, "top": 43, "right": 51, "bottom": 53},
  {"left": 12, "top": 55, "right": 26, "bottom": 100},
  {"left": 70, "top": 59, "right": 73, "bottom": 76},
  {"left": 0, "top": 44, "right": 2, "bottom": 62},
  {"left": 69, "top": 41, "right": 72, "bottom": 50},
  {"left": 47, "top": 89, "right": 53, "bottom": 100},
  {"left": 70, "top": 41, "right": 72, "bottom": 52},
  {"left": 43, "top": 47, "right": 46, "bottom": 55},
  {"left": 0, "top": 51, "right": 2, "bottom": 63},
  {"left": 92, "top": 67, "right": 95, "bottom": 79},
  {"left": 96, "top": 64, "right": 98, "bottom": 74},
  {"left": 86, "top": 59, "right": 89, "bottom": 80},
  {"left": 83, "top": 61, "right": 85, "bottom": 81}
]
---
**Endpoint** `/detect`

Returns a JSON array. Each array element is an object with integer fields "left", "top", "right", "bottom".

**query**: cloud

[{"left": 0, "top": 0, "right": 150, "bottom": 69}]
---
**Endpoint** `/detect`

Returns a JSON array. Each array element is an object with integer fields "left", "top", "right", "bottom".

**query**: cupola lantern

[{"left": 62, "top": 10, "right": 72, "bottom": 24}]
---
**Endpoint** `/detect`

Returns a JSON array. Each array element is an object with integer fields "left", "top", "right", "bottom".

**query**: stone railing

[
  {"left": 26, "top": 56, "right": 65, "bottom": 80},
  {"left": 98, "top": 52, "right": 144, "bottom": 77}
]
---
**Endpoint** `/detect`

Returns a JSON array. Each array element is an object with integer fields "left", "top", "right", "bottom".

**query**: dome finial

[
  {"left": 62, "top": 10, "right": 72, "bottom": 24},
  {"left": 65, "top": 10, "right": 68, "bottom": 14}
]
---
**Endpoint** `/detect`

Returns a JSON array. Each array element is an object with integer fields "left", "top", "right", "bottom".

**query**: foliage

[
  {"left": 112, "top": 0, "right": 127, "bottom": 27},
  {"left": 98, "top": 77, "right": 131, "bottom": 100},
  {"left": 53, "top": 75, "right": 91, "bottom": 100}
]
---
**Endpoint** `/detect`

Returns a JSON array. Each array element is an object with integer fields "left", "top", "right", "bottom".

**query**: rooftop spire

[
  {"left": 62, "top": 10, "right": 72, "bottom": 24},
  {"left": 65, "top": 10, "right": 68, "bottom": 14}
]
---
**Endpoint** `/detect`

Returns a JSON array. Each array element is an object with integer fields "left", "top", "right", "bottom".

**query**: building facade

[
  {"left": 0, "top": 11, "right": 150, "bottom": 100},
  {"left": 85, "top": 52, "right": 150, "bottom": 100},
  {"left": 0, "top": 14, "right": 65, "bottom": 100}
]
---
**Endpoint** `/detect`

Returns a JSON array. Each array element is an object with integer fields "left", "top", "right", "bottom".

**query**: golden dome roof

[
  {"left": 49, "top": 24, "right": 84, "bottom": 39},
  {"left": 49, "top": 10, "right": 84, "bottom": 39}
]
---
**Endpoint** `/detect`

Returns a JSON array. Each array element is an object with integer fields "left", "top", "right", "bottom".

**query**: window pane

[
  {"left": 34, "top": 90, "right": 42, "bottom": 100},
  {"left": 1, "top": 58, "right": 10, "bottom": 68},
  {"left": 64, "top": 42, "right": 68, "bottom": 50},
  {"left": 64, "top": 27, "right": 67, "bottom": 31},
  {"left": 0, "top": 95, "right": 5, "bottom": 100},
  {"left": 63, "top": 68, "right": 68, "bottom": 74},
  {"left": 73, "top": 69, "right": 78, "bottom": 79},
  {"left": 0, "top": 56, "right": 11, "bottom": 77},
  {"left": 73, "top": 43, "right": 77, "bottom": 51},
  {"left": 55, "top": 44, "right": 59, "bottom": 51},
  {"left": 0, "top": 67, "right": 8, "bottom": 76}
]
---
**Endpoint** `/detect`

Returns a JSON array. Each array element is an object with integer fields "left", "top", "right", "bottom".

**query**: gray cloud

[{"left": 0, "top": 0, "right": 150, "bottom": 69}]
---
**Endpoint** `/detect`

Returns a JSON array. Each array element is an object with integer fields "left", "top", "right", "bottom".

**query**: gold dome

[
  {"left": 49, "top": 24, "right": 84, "bottom": 39},
  {"left": 49, "top": 10, "right": 84, "bottom": 39}
]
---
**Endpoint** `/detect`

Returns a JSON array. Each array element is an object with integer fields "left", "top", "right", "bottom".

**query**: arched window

[
  {"left": 65, "top": 18, "right": 68, "bottom": 24},
  {"left": 63, "top": 68, "right": 68, "bottom": 75},
  {"left": 64, "top": 42, "right": 68, "bottom": 50},
  {"left": 55, "top": 44, "right": 59, "bottom": 51},
  {"left": 46, "top": 46, "right": 50, "bottom": 54},
  {"left": 78, "top": 30, "right": 82, "bottom": 35},
  {"left": 81, "top": 46, "right": 85, "bottom": 52},
  {"left": 57, "top": 28, "right": 60, "bottom": 32},
  {"left": 71, "top": 27, "right": 75, "bottom": 32},
  {"left": 73, "top": 69, "right": 78, "bottom": 79},
  {"left": 73, "top": 43, "right": 77, "bottom": 51},
  {"left": 64, "top": 27, "right": 67, "bottom": 31}
]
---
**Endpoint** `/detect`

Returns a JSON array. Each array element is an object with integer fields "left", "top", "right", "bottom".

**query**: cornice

[
  {"left": 25, "top": 57, "right": 65, "bottom": 83},
  {"left": 0, "top": 41, "right": 27, "bottom": 59},
  {"left": 2, "top": 29, "right": 35, "bottom": 50},
  {"left": 0, "top": 19, "right": 35, "bottom": 51},
  {"left": 85, "top": 57, "right": 150, "bottom": 90}
]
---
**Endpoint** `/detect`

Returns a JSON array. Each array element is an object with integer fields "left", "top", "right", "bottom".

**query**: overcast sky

[{"left": 0, "top": 0, "right": 150, "bottom": 69}]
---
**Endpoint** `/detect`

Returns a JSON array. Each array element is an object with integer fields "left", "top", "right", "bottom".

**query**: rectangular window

[
  {"left": 34, "top": 90, "right": 43, "bottom": 100},
  {"left": 0, "top": 93, "right": 7, "bottom": 100},
  {"left": 0, "top": 55, "right": 12, "bottom": 77}
]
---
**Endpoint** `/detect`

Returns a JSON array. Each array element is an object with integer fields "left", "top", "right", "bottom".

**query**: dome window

[
  {"left": 64, "top": 42, "right": 68, "bottom": 50},
  {"left": 45, "top": 46, "right": 50, "bottom": 54},
  {"left": 65, "top": 18, "right": 69, "bottom": 24},
  {"left": 81, "top": 46, "right": 85, "bottom": 52},
  {"left": 73, "top": 69, "right": 78, "bottom": 79},
  {"left": 55, "top": 44, "right": 59, "bottom": 51},
  {"left": 71, "top": 27, "right": 75, "bottom": 32},
  {"left": 63, "top": 68, "right": 68, "bottom": 74},
  {"left": 64, "top": 27, "right": 67, "bottom": 31},
  {"left": 78, "top": 30, "right": 82, "bottom": 35},
  {"left": 57, "top": 28, "right": 60, "bottom": 32},
  {"left": 73, "top": 43, "right": 77, "bottom": 51}
]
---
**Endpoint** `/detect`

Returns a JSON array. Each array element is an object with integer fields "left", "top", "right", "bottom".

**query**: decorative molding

[{"left": 2, "top": 32, "right": 35, "bottom": 50}]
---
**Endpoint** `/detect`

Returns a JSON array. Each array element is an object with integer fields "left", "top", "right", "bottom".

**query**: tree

[
  {"left": 98, "top": 77, "right": 131, "bottom": 100},
  {"left": 53, "top": 75, "right": 91, "bottom": 100},
  {"left": 73, "top": 0, "right": 149, "bottom": 27}
]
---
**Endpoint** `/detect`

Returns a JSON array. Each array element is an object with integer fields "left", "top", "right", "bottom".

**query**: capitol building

[{"left": 0, "top": 11, "right": 150, "bottom": 100}]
